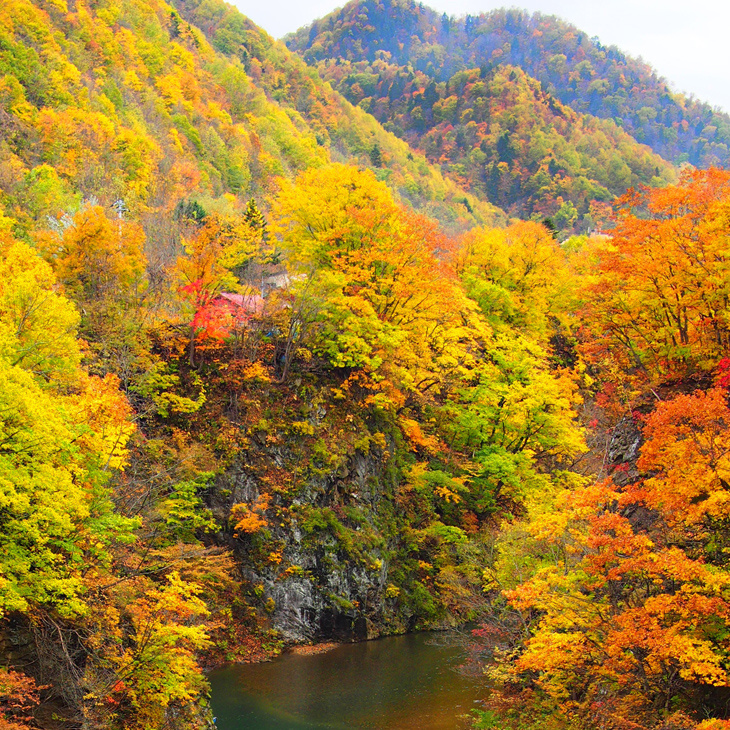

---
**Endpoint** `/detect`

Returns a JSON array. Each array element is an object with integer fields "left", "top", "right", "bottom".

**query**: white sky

[{"left": 230, "top": 0, "right": 730, "bottom": 114}]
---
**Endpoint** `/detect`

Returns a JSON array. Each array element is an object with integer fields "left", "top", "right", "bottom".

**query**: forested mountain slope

[
  {"left": 0, "top": 1, "right": 574, "bottom": 727},
  {"left": 0, "top": 0, "right": 501, "bottom": 237},
  {"left": 288, "top": 0, "right": 730, "bottom": 168}
]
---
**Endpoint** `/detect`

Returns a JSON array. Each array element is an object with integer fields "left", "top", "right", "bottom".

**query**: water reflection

[{"left": 209, "top": 632, "right": 483, "bottom": 730}]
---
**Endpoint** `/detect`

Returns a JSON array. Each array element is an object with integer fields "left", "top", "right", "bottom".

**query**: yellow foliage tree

[{"left": 0, "top": 235, "right": 135, "bottom": 618}]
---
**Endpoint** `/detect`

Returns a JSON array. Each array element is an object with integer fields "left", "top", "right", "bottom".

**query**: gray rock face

[
  {"left": 212, "top": 437, "right": 407, "bottom": 644},
  {"left": 607, "top": 415, "right": 643, "bottom": 487},
  {"left": 607, "top": 416, "right": 642, "bottom": 464},
  {"left": 261, "top": 559, "right": 388, "bottom": 643},
  {"left": 604, "top": 413, "right": 664, "bottom": 533}
]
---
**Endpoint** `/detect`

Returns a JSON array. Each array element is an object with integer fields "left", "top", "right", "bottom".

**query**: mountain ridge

[
  {"left": 285, "top": 0, "right": 681, "bottom": 231},
  {"left": 287, "top": 0, "right": 730, "bottom": 169}
]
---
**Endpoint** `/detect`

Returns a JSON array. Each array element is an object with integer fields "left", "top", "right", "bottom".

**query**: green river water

[{"left": 208, "top": 632, "right": 485, "bottom": 730}]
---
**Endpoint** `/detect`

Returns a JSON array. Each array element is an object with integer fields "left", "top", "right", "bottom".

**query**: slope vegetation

[
  {"left": 4, "top": 4, "right": 730, "bottom": 730},
  {"left": 305, "top": 58, "right": 676, "bottom": 228},
  {"left": 0, "top": 0, "right": 501, "bottom": 239}
]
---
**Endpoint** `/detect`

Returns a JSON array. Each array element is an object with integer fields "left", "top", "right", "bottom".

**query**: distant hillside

[
  {"left": 288, "top": 0, "right": 730, "bottom": 169},
  {"left": 296, "top": 56, "right": 676, "bottom": 228},
  {"left": 0, "top": 0, "right": 501, "bottom": 243}
]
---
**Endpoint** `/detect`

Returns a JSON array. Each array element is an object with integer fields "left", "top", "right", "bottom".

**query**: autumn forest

[{"left": 2, "top": 0, "right": 730, "bottom": 728}]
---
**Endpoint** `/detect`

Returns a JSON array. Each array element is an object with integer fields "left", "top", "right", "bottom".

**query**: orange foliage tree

[
  {"left": 498, "top": 387, "right": 730, "bottom": 729},
  {"left": 37, "top": 205, "right": 147, "bottom": 306},
  {"left": 0, "top": 668, "right": 42, "bottom": 730},
  {"left": 578, "top": 168, "right": 730, "bottom": 385}
]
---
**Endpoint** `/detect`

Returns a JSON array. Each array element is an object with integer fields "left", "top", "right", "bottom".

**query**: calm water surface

[{"left": 209, "top": 632, "right": 484, "bottom": 730}]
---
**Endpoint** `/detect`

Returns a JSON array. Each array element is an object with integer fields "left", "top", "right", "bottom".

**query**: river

[{"left": 208, "top": 632, "right": 485, "bottom": 730}]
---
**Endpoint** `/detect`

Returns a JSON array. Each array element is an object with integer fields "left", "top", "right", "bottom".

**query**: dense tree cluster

[
  {"left": 0, "top": 0, "right": 500, "bottom": 248},
  {"left": 474, "top": 170, "right": 730, "bottom": 730}
]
